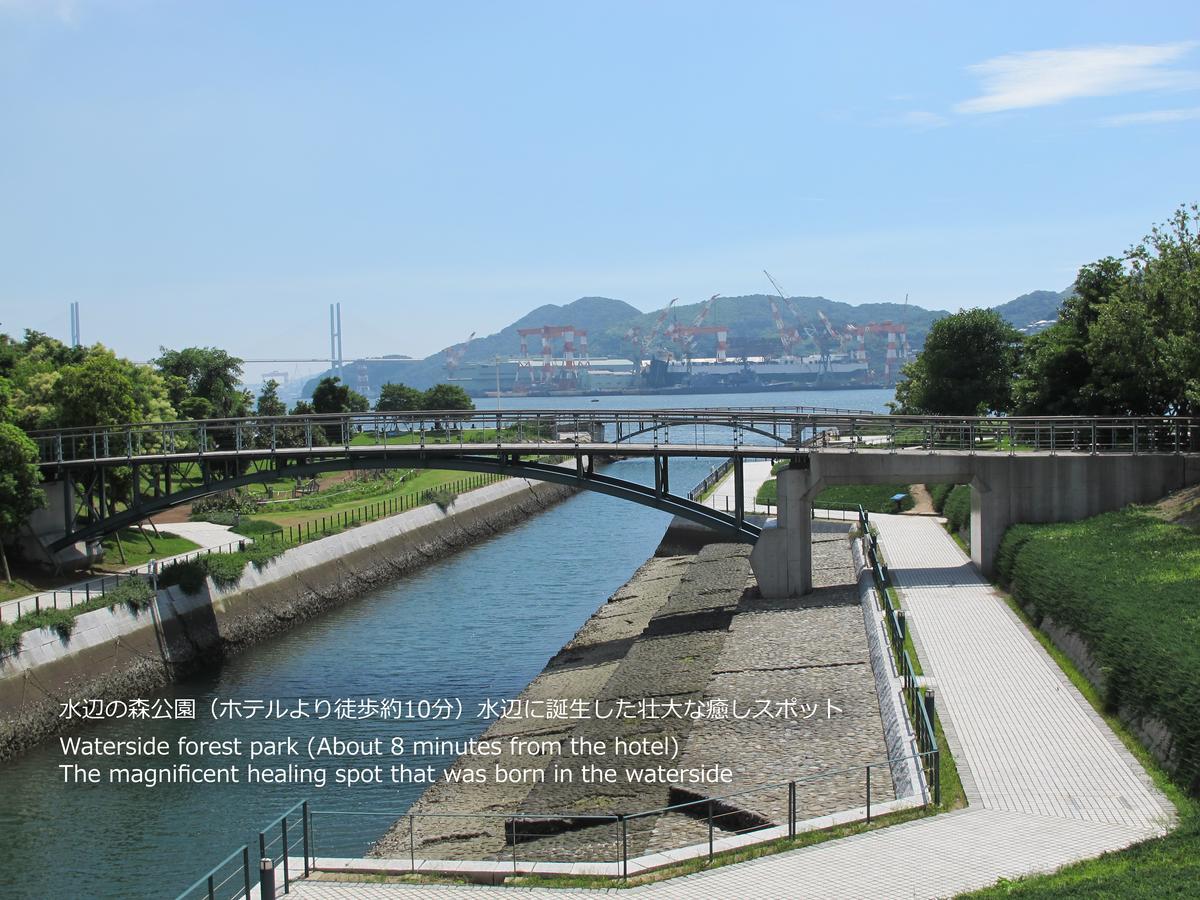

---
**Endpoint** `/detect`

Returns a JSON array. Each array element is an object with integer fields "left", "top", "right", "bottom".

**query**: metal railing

[
  {"left": 181, "top": 747, "right": 936, "bottom": 896},
  {"left": 859, "top": 506, "right": 941, "bottom": 805},
  {"left": 175, "top": 802, "right": 311, "bottom": 900},
  {"left": 687, "top": 457, "right": 735, "bottom": 501},
  {"left": 30, "top": 409, "right": 1197, "bottom": 465},
  {"left": 4, "top": 475, "right": 511, "bottom": 623},
  {"left": 174, "top": 843, "right": 254, "bottom": 900},
  {"left": 0, "top": 571, "right": 141, "bottom": 623}
]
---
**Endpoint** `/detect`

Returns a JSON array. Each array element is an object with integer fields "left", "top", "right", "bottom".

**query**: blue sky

[{"left": 1, "top": 1, "right": 1198, "bottom": 379}]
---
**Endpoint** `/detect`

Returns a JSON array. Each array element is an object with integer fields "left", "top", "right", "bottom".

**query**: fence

[
  {"left": 687, "top": 457, "right": 735, "bottom": 501},
  {"left": 175, "top": 802, "right": 310, "bottom": 900},
  {"left": 32, "top": 409, "right": 1198, "bottom": 466},
  {"left": 0, "top": 537, "right": 246, "bottom": 623},
  {"left": 178, "top": 750, "right": 936, "bottom": 897},
  {"left": 3, "top": 475, "right": 509, "bottom": 626},
  {"left": 234, "top": 472, "right": 507, "bottom": 551},
  {"left": 858, "top": 507, "right": 941, "bottom": 805}
]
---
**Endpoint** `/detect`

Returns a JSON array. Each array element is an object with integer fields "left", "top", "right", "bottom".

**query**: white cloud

[
  {"left": 1100, "top": 106, "right": 1200, "bottom": 126},
  {"left": 956, "top": 42, "right": 1200, "bottom": 114}
]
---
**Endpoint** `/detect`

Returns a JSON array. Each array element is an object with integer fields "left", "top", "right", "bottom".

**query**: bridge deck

[{"left": 38, "top": 441, "right": 1165, "bottom": 471}]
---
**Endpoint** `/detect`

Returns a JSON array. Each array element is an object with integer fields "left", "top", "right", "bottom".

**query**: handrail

[
  {"left": 858, "top": 504, "right": 941, "bottom": 806},
  {"left": 31, "top": 409, "right": 1197, "bottom": 465}
]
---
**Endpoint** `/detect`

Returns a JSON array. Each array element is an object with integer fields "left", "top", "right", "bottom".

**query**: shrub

[
  {"left": 191, "top": 491, "right": 258, "bottom": 519},
  {"left": 107, "top": 577, "right": 155, "bottom": 611},
  {"left": 943, "top": 485, "right": 972, "bottom": 539},
  {"left": 159, "top": 559, "right": 208, "bottom": 594},
  {"left": 423, "top": 487, "right": 457, "bottom": 511},
  {"left": 231, "top": 519, "right": 282, "bottom": 537},
  {"left": 157, "top": 544, "right": 286, "bottom": 595},
  {"left": 193, "top": 510, "right": 239, "bottom": 526},
  {"left": 997, "top": 509, "right": 1200, "bottom": 794},
  {"left": 928, "top": 483, "right": 955, "bottom": 514},
  {"left": 17, "top": 607, "right": 76, "bottom": 639},
  {"left": 0, "top": 621, "right": 21, "bottom": 654}
]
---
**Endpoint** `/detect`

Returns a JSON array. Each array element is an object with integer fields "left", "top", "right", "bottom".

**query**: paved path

[
  {"left": 701, "top": 459, "right": 775, "bottom": 515},
  {"left": 0, "top": 521, "right": 242, "bottom": 621},
  {"left": 285, "top": 515, "right": 1175, "bottom": 899}
]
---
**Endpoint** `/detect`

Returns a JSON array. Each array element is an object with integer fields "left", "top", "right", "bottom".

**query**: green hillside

[{"left": 303, "top": 287, "right": 1066, "bottom": 394}]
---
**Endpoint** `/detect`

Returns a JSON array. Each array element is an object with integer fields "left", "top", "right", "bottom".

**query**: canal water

[{"left": 0, "top": 390, "right": 892, "bottom": 899}]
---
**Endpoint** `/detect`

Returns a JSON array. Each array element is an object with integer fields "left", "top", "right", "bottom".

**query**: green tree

[
  {"left": 54, "top": 349, "right": 144, "bottom": 427},
  {"left": 154, "top": 347, "right": 251, "bottom": 420},
  {"left": 0, "top": 423, "right": 45, "bottom": 583},
  {"left": 421, "top": 383, "right": 475, "bottom": 411},
  {"left": 256, "top": 379, "right": 287, "bottom": 417},
  {"left": 311, "top": 377, "right": 368, "bottom": 443},
  {"left": 1014, "top": 205, "right": 1200, "bottom": 418},
  {"left": 893, "top": 309, "right": 1022, "bottom": 415},
  {"left": 376, "top": 382, "right": 424, "bottom": 412},
  {"left": 312, "top": 376, "right": 369, "bottom": 414}
]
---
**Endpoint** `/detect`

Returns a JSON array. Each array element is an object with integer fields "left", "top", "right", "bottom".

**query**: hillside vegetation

[{"left": 995, "top": 497, "right": 1200, "bottom": 795}]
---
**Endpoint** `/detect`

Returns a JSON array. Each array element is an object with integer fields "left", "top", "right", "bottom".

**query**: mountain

[
  {"left": 992, "top": 289, "right": 1071, "bottom": 334},
  {"left": 299, "top": 287, "right": 1069, "bottom": 396}
]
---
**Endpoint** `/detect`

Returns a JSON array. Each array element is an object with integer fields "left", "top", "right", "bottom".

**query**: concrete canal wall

[{"left": 0, "top": 477, "right": 575, "bottom": 760}]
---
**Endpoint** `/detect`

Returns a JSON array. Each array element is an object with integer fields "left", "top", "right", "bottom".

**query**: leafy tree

[
  {"left": 154, "top": 347, "right": 251, "bottom": 420},
  {"left": 54, "top": 349, "right": 151, "bottom": 427},
  {"left": 0, "top": 330, "right": 85, "bottom": 430},
  {"left": 311, "top": 377, "right": 368, "bottom": 443},
  {"left": 256, "top": 379, "right": 287, "bottom": 417},
  {"left": 893, "top": 309, "right": 1022, "bottom": 415},
  {"left": 290, "top": 400, "right": 315, "bottom": 415},
  {"left": 0, "top": 423, "right": 44, "bottom": 583},
  {"left": 421, "top": 383, "right": 475, "bottom": 411},
  {"left": 376, "top": 382, "right": 424, "bottom": 412},
  {"left": 312, "top": 376, "right": 369, "bottom": 414},
  {"left": 1014, "top": 204, "right": 1200, "bottom": 419}
]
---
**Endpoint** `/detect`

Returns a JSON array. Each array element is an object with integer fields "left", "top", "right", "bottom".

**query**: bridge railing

[
  {"left": 29, "top": 410, "right": 1199, "bottom": 465},
  {"left": 177, "top": 749, "right": 938, "bottom": 896}
]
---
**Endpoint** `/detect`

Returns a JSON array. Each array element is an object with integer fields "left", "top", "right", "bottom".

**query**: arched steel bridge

[{"left": 28, "top": 407, "right": 1198, "bottom": 554}]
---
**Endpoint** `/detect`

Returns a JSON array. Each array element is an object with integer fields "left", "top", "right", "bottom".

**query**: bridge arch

[{"left": 47, "top": 453, "right": 760, "bottom": 552}]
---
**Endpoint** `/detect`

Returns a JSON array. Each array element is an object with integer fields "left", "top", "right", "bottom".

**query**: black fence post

[
  {"left": 242, "top": 846, "right": 251, "bottom": 898},
  {"left": 259, "top": 858, "right": 275, "bottom": 900},
  {"left": 866, "top": 764, "right": 872, "bottom": 823},
  {"left": 707, "top": 799, "right": 714, "bottom": 860},
  {"left": 788, "top": 781, "right": 796, "bottom": 838},
  {"left": 281, "top": 816, "right": 289, "bottom": 892},
  {"left": 925, "top": 688, "right": 939, "bottom": 806},
  {"left": 302, "top": 801, "right": 310, "bottom": 877}
]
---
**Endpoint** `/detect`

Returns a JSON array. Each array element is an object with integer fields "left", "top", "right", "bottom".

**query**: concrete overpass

[{"left": 23, "top": 408, "right": 1200, "bottom": 596}]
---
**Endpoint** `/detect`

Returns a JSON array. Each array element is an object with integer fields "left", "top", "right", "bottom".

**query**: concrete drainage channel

[
  {"left": 177, "top": 512, "right": 942, "bottom": 896},
  {"left": 0, "top": 476, "right": 578, "bottom": 762}
]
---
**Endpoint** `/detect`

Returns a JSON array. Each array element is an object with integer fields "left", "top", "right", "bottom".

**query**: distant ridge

[{"left": 302, "top": 287, "right": 1067, "bottom": 394}]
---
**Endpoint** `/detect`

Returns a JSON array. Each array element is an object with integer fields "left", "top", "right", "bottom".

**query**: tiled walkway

[
  {"left": 287, "top": 515, "right": 1174, "bottom": 899},
  {"left": 701, "top": 459, "right": 775, "bottom": 514}
]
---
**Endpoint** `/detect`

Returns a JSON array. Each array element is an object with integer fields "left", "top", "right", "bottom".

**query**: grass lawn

[
  {"left": 244, "top": 470, "right": 486, "bottom": 528},
  {"left": 96, "top": 528, "right": 200, "bottom": 570},
  {"left": 755, "top": 478, "right": 914, "bottom": 513}
]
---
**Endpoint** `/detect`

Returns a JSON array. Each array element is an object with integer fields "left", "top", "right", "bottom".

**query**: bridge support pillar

[{"left": 751, "top": 466, "right": 814, "bottom": 597}]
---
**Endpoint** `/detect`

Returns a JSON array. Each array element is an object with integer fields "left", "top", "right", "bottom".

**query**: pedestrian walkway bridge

[{"left": 26, "top": 408, "right": 1200, "bottom": 590}]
